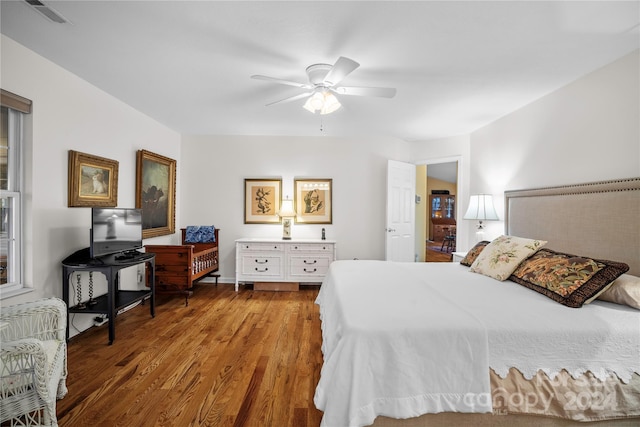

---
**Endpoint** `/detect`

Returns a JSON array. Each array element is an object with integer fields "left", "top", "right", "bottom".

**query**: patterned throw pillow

[
  {"left": 460, "top": 241, "right": 490, "bottom": 267},
  {"left": 469, "top": 235, "right": 547, "bottom": 281},
  {"left": 184, "top": 225, "right": 216, "bottom": 243},
  {"left": 510, "top": 248, "right": 630, "bottom": 308}
]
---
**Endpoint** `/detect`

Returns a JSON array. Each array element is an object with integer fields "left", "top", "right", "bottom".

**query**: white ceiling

[{"left": 1, "top": 1, "right": 638, "bottom": 141}]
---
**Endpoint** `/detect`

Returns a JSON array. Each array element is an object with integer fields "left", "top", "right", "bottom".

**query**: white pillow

[
  {"left": 597, "top": 274, "right": 640, "bottom": 309},
  {"left": 469, "top": 235, "right": 547, "bottom": 281}
]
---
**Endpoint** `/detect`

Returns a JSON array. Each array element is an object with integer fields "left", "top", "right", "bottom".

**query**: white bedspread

[{"left": 314, "top": 260, "right": 640, "bottom": 427}]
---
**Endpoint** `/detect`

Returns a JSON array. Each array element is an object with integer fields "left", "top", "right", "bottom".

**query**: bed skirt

[{"left": 371, "top": 369, "right": 640, "bottom": 426}]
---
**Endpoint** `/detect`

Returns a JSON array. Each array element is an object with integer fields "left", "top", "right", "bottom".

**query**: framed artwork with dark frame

[
  {"left": 294, "top": 178, "right": 332, "bottom": 224},
  {"left": 68, "top": 150, "right": 119, "bottom": 207},
  {"left": 136, "top": 149, "right": 176, "bottom": 239},
  {"left": 244, "top": 178, "right": 282, "bottom": 224}
]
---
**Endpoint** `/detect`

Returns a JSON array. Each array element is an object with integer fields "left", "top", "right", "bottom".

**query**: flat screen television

[{"left": 90, "top": 208, "right": 143, "bottom": 258}]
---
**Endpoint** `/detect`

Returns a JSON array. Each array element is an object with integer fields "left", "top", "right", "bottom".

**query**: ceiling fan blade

[
  {"left": 265, "top": 92, "right": 312, "bottom": 107},
  {"left": 251, "top": 75, "right": 312, "bottom": 89},
  {"left": 333, "top": 86, "right": 397, "bottom": 98},
  {"left": 322, "top": 57, "right": 360, "bottom": 87}
]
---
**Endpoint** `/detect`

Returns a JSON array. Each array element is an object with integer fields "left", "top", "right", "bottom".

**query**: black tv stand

[{"left": 62, "top": 247, "right": 155, "bottom": 345}]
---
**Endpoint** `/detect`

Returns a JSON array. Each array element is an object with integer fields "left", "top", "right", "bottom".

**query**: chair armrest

[
  {"left": 1, "top": 338, "right": 51, "bottom": 398},
  {"left": 0, "top": 298, "right": 66, "bottom": 343}
]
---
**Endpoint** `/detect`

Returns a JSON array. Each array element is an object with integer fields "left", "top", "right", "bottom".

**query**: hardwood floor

[
  {"left": 425, "top": 241, "right": 454, "bottom": 262},
  {"left": 58, "top": 284, "right": 324, "bottom": 427}
]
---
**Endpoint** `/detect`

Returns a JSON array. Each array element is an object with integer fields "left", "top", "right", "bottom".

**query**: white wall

[
  {"left": 469, "top": 49, "right": 640, "bottom": 243},
  {"left": 180, "top": 135, "right": 411, "bottom": 281},
  {"left": 1, "top": 36, "right": 180, "bottom": 335}
]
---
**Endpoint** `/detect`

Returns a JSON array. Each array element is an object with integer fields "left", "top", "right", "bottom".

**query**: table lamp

[{"left": 278, "top": 197, "right": 297, "bottom": 240}]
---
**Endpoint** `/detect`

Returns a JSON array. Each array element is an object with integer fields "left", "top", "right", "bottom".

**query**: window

[{"left": 1, "top": 90, "right": 30, "bottom": 296}]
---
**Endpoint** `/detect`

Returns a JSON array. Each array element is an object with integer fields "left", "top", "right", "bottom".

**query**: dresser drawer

[
  {"left": 239, "top": 242, "right": 283, "bottom": 252},
  {"left": 289, "top": 243, "right": 333, "bottom": 252},
  {"left": 289, "top": 255, "right": 331, "bottom": 268},
  {"left": 289, "top": 264, "right": 330, "bottom": 277},
  {"left": 240, "top": 255, "right": 282, "bottom": 277},
  {"left": 289, "top": 255, "right": 331, "bottom": 278}
]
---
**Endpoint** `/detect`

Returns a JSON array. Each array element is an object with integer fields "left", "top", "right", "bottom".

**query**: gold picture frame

[
  {"left": 244, "top": 178, "right": 282, "bottom": 224},
  {"left": 136, "top": 150, "right": 176, "bottom": 238},
  {"left": 68, "top": 150, "right": 119, "bottom": 207},
  {"left": 294, "top": 178, "right": 332, "bottom": 224}
]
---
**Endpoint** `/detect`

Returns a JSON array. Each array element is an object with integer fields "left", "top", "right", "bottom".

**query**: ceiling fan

[{"left": 251, "top": 56, "right": 396, "bottom": 115}]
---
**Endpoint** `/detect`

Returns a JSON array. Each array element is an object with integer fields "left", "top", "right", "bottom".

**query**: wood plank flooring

[
  {"left": 58, "top": 284, "right": 324, "bottom": 427},
  {"left": 425, "top": 244, "right": 453, "bottom": 262}
]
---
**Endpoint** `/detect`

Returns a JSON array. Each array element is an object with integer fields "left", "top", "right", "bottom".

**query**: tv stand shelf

[
  {"left": 67, "top": 290, "right": 150, "bottom": 313},
  {"left": 62, "top": 248, "right": 155, "bottom": 345}
]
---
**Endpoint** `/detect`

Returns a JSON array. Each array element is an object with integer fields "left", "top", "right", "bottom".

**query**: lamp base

[
  {"left": 282, "top": 236, "right": 291, "bottom": 240},
  {"left": 475, "top": 220, "right": 485, "bottom": 242}
]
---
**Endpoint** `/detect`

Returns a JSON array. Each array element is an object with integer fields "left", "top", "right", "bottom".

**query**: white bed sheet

[{"left": 314, "top": 260, "right": 640, "bottom": 427}]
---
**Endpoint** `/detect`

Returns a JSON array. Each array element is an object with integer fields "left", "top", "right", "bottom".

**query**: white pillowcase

[
  {"left": 597, "top": 274, "right": 640, "bottom": 309},
  {"left": 470, "top": 235, "right": 547, "bottom": 281}
]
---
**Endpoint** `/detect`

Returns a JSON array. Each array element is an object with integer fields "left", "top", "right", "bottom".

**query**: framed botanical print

[
  {"left": 68, "top": 150, "right": 119, "bottom": 207},
  {"left": 136, "top": 149, "right": 176, "bottom": 238},
  {"left": 244, "top": 178, "right": 282, "bottom": 224},
  {"left": 294, "top": 178, "right": 332, "bottom": 224}
]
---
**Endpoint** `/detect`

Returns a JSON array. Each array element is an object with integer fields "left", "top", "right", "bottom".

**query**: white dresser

[{"left": 235, "top": 238, "right": 336, "bottom": 291}]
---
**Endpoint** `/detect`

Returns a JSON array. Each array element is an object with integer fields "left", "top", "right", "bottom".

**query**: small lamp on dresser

[
  {"left": 278, "top": 197, "right": 297, "bottom": 240},
  {"left": 463, "top": 194, "right": 499, "bottom": 241}
]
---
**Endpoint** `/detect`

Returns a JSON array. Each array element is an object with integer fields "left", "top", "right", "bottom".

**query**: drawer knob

[
  {"left": 303, "top": 259, "right": 317, "bottom": 265},
  {"left": 304, "top": 268, "right": 317, "bottom": 273},
  {"left": 255, "top": 259, "right": 268, "bottom": 264},
  {"left": 255, "top": 267, "right": 269, "bottom": 272}
]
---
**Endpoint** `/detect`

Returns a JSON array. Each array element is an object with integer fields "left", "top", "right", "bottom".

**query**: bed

[
  {"left": 144, "top": 226, "right": 219, "bottom": 305},
  {"left": 314, "top": 177, "right": 640, "bottom": 427}
]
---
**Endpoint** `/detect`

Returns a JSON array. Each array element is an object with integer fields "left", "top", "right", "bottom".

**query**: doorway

[{"left": 416, "top": 161, "right": 459, "bottom": 262}]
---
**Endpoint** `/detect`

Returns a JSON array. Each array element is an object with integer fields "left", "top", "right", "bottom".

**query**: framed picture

[
  {"left": 136, "top": 150, "right": 176, "bottom": 239},
  {"left": 68, "top": 150, "right": 119, "bottom": 207},
  {"left": 294, "top": 178, "right": 332, "bottom": 224},
  {"left": 244, "top": 178, "right": 282, "bottom": 224}
]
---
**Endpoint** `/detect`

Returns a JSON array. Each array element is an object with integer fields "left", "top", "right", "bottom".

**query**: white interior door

[{"left": 385, "top": 160, "right": 416, "bottom": 261}]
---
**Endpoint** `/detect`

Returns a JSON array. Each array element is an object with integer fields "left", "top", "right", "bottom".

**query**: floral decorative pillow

[
  {"left": 460, "top": 241, "right": 490, "bottom": 267},
  {"left": 510, "top": 249, "right": 630, "bottom": 308},
  {"left": 469, "top": 235, "right": 547, "bottom": 281}
]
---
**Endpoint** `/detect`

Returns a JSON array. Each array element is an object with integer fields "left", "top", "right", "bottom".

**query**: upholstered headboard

[{"left": 505, "top": 177, "right": 640, "bottom": 276}]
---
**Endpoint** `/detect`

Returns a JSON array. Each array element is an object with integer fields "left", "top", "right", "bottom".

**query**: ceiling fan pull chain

[{"left": 320, "top": 116, "right": 323, "bottom": 132}]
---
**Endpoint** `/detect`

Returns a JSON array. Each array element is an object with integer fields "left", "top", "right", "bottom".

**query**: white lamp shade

[
  {"left": 463, "top": 194, "right": 499, "bottom": 220},
  {"left": 278, "top": 199, "right": 297, "bottom": 217}
]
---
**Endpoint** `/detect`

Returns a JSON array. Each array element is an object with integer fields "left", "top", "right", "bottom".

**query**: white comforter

[{"left": 314, "top": 260, "right": 640, "bottom": 427}]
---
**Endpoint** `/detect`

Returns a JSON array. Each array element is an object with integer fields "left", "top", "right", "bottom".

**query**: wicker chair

[{"left": 0, "top": 298, "right": 68, "bottom": 426}]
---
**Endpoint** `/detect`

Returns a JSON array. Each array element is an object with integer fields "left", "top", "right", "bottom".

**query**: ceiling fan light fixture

[
  {"left": 302, "top": 91, "right": 341, "bottom": 115},
  {"left": 253, "top": 56, "right": 395, "bottom": 113}
]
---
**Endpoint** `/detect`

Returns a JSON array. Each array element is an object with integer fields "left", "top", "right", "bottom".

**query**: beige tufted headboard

[{"left": 504, "top": 177, "right": 640, "bottom": 276}]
